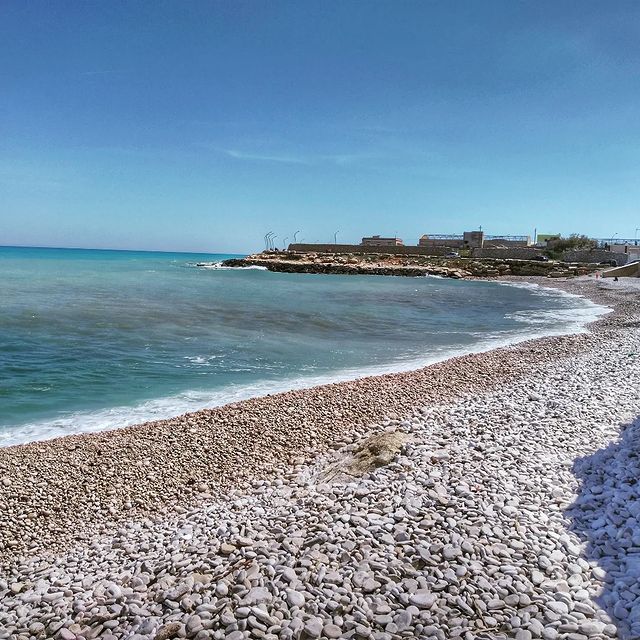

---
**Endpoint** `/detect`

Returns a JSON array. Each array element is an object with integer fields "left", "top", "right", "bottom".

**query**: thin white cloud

[
  {"left": 223, "top": 149, "right": 311, "bottom": 165},
  {"left": 222, "top": 148, "right": 380, "bottom": 166}
]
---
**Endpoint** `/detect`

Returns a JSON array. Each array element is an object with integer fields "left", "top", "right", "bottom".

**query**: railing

[
  {"left": 485, "top": 235, "right": 530, "bottom": 241},
  {"left": 421, "top": 234, "right": 464, "bottom": 239},
  {"left": 422, "top": 234, "right": 530, "bottom": 241},
  {"left": 594, "top": 238, "right": 639, "bottom": 247}
]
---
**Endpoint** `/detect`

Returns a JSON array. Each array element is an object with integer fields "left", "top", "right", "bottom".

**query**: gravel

[{"left": 0, "top": 277, "right": 639, "bottom": 639}]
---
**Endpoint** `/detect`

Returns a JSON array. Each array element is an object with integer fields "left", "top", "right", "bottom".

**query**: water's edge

[{"left": 0, "top": 280, "right": 611, "bottom": 448}]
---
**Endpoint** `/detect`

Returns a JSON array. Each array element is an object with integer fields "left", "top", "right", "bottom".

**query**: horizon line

[{"left": 0, "top": 244, "right": 249, "bottom": 256}]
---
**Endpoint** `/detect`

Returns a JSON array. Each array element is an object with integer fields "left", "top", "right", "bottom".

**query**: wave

[
  {"left": 0, "top": 283, "right": 610, "bottom": 448},
  {"left": 497, "top": 281, "right": 613, "bottom": 327},
  {"left": 190, "top": 261, "right": 268, "bottom": 271}
]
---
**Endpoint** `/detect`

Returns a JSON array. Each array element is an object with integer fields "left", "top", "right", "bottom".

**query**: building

[
  {"left": 418, "top": 234, "right": 465, "bottom": 248},
  {"left": 536, "top": 233, "right": 561, "bottom": 247},
  {"left": 418, "top": 230, "right": 531, "bottom": 249},
  {"left": 611, "top": 243, "right": 640, "bottom": 261},
  {"left": 484, "top": 235, "right": 532, "bottom": 248},
  {"left": 463, "top": 231, "right": 485, "bottom": 248},
  {"left": 361, "top": 235, "right": 404, "bottom": 246},
  {"left": 418, "top": 230, "right": 484, "bottom": 249}
]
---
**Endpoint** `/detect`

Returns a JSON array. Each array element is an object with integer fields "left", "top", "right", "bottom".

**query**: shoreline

[
  {"left": 2, "top": 277, "right": 640, "bottom": 639},
  {"left": 0, "top": 278, "right": 608, "bottom": 449}
]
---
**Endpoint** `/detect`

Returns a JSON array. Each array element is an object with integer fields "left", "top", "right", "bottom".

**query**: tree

[{"left": 548, "top": 234, "right": 597, "bottom": 253}]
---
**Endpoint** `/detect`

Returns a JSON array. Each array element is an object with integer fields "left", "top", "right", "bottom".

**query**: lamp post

[
  {"left": 334, "top": 230, "right": 339, "bottom": 245},
  {"left": 282, "top": 237, "right": 288, "bottom": 250},
  {"left": 293, "top": 230, "right": 300, "bottom": 244}
]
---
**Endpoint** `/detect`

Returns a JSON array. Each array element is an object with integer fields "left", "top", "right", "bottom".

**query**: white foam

[
  {"left": 183, "top": 355, "right": 223, "bottom": 366},
  {"left": 192, "top": 262, "right": 268, "bottom": 271},
  {"left": 0, "top": 281, "right": 611, "bottom": 448},
  {"left": 497, "top": 281, "right": 613, "bottom": 328}
]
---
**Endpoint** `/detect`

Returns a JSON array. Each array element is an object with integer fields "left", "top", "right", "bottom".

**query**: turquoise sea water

[{"left": 0, "top": 246, "right": 608, "bottom": 446}]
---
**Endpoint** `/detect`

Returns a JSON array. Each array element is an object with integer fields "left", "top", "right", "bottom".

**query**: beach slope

[{"left": 1, "top": 278, "right": 639, "bottom": 639}]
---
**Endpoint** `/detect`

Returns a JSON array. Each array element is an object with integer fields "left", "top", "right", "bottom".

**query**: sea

[{"left": 0, "top": 246, "right": 610, "bottom": 446}]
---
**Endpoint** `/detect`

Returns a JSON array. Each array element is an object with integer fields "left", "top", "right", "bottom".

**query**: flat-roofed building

[
  {"left": 463, "top": 230, "right": 485, "bottom": 248},
  {"left": 419, "top": 231, "right": 484, "bottom": 248},
  {"left": 611, "top": 243, "right": 640, "bottom": 261},
  {"left": 361, "top": 235, "right": 404, "bottom": 246},
  {"left": 484, "top": 235, "right": 532, "bottom": 247},
  {"left": 418, "top": 234, "right": 464, "bottom": 248},
  {"left": 536, "top": 233, "right": 561, "bottom": 247}
]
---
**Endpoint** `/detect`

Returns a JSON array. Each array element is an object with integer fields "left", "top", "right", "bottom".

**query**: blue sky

[{"left": 1, "top": 1, "right": 639, "bottom": 253}]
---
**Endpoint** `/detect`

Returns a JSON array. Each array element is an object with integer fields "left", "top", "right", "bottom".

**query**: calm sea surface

[{"left": 0, "top": 246, "right": 608, "bottom": 445}]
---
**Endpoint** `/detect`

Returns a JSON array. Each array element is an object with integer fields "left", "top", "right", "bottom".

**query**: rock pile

[
  {"left": 220, "top": 252, "right": 600, "bottom": 279},
  {"left": 221, "top": 255, "right": 469, "bottom": 279}
]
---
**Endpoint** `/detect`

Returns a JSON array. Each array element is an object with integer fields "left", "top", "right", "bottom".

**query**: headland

[{"left": 220, "top": 250, "right": 602, "bottom": 279}]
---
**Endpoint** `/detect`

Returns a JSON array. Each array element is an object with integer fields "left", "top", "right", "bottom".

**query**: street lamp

[
  {"left": 293, "top": 230, "right": 300, "bottom": 244},
  {"left": 282, "top": 237, "right": 288, "bottom": 250},
  {"left": 334, "top": 230, "right": 339, "bottom": 245},
  {"left": 266, "top": 231, "right": 275, "bottom": 250}
]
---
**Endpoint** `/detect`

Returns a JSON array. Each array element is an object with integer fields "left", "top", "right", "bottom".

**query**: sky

[{"left": 1, "top": 1, "right": 640, "bottom": 253}]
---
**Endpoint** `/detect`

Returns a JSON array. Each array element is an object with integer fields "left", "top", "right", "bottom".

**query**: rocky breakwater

[
  {"left": 1, "top": 280, "right": 640, "bottom": 639},
  {"left": 220, "top": 252, "right": 600, "bottom": 280},
  {"left": 220, "top": 253, "right": 469, "bottom": 278}
]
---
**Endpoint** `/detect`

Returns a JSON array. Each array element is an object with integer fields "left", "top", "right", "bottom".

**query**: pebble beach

[{"left": 1, "top": 277, "right": 640, "bottom": 640}]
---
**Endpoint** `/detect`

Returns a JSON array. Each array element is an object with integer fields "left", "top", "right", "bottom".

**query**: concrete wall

[
  {"left": 563, "top": 250, "right": 628, "bottom": 265},
  {"left": 288, "top": 243, "right": 455, "bottom": 256},
  {"left": 607, "top": 245, "right": 640, "bottom": 260},
  {"left": 472, "top": 248, "right": 541, "bottom": 260},
  {"left": 288, "top": 244, "right": 628, "bottom": 264},
  {"left": 484, "top": 239, "right": 531, "bottom": 248},
  {"left": 473, "top": 247, "right": 629, "bottom": 264},
  {"left": 418, "top": 238, "right": 465, "bottom": 248},
  {"left": 361, "top": 237, "right": 403, "bottom": 246},
  {"left": 602, "top": 263, "right": 640, "bottom": 278}
]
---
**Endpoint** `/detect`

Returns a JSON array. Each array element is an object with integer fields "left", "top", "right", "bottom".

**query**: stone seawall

[
  {"left": 563, "top": 249, "right": 629, "bottom": 265},
  {"left": 473, "top": 247, "right": 628, "bottom": 264},
  {"left": 288, "top": 244, "right": 628, "bottom": 264}
]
